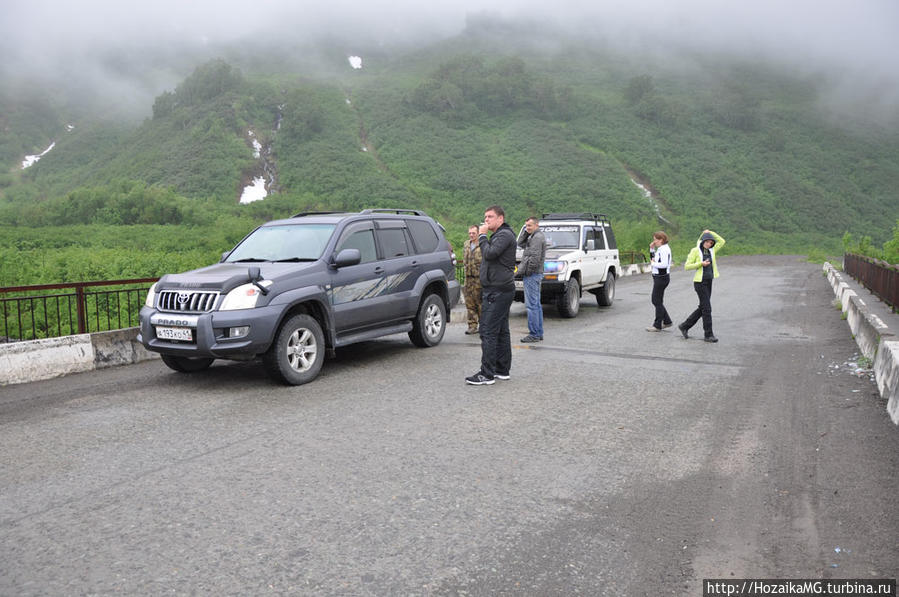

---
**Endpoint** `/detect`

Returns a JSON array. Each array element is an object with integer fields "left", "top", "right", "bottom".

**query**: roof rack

[
  {"left": 541, "top": 213, "right": 611, "bottom": 225},
  {"left": 291, "top": 210, "right": 350, "bottom": 218},
  {"left": 360, "top": 208, "right": 428, "bottom": 216}
]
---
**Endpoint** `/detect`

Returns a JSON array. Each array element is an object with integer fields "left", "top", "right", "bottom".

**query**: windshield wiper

[
  {"left": 231, "top": 258, "right": 267, "bottom": 262},
  {"left": 273, "top": 257, "right": 316, "bottom": 262}
]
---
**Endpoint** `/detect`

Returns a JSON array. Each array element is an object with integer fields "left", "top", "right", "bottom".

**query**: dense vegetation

[{"left": 2, "top": 23, "right": 898, "bottom": 287}]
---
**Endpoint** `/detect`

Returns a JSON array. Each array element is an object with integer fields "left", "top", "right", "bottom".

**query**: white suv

[{"left": 514, "top": 213, "right": 620, "bottom": 318}]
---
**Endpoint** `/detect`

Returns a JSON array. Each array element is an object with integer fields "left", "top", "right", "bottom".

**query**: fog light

[{"left": 229, "top": 326, "right": 250, "bottom": 339}]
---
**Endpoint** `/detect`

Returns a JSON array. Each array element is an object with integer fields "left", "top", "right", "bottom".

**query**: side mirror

[
  {"left": 585, "top": 239, "right": 595, "bottom": 252},
  {"left": 333, "top": 248, "right": 362, "bottom": 268},
  {"left": 247, "top": 266, "right": 269, "bottom": 295}
]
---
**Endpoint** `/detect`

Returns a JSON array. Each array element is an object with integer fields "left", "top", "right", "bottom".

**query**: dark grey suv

[{"left": 138, "top": 209, "right": 460, "bottom": 385}]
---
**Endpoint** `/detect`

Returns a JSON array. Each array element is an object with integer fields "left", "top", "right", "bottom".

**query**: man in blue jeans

[{"left": 518, "top": 217, "right": 546, "bottom": 342}]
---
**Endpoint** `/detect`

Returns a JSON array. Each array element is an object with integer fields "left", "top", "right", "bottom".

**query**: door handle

[{"left": 374, "top": 267, "right": 385, "bottom": 275}]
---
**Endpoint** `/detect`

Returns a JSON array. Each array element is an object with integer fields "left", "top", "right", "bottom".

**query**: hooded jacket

[
  {"left": 684, "top": 230, "right": 725, "bottom": 282},
  {"left": 478, "top": 222, "right": 517, "bottom": 291}
]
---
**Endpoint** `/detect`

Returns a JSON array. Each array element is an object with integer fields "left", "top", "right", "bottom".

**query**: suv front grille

[{"left": 157, "top": 290, "right": 219, "bottom": 313}]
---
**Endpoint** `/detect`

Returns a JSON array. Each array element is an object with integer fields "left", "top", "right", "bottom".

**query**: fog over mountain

[{"left": 3, "top": 0, "right": 898, "bottom": 121}]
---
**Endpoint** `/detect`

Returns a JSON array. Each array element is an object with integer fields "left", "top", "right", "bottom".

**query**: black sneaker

[
  {"left": 494, "top": 373, "right": 510, "bottom": 380},
  {"left": 520, "top": 335, "right": 540, "bottom": 343},
  {"left": 678, "top": 323, "right": 689, "bottom": 339},
  {"left": 704, "top": 335, "right": 719, "bottom": 343},
  {"left": 465, "top": 373, "right": 495, "bottom": 385}
]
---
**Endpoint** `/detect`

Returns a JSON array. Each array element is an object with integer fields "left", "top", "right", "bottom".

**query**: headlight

[
  {"left": 145, "top": 282, "right": 158, "bottom": 308},
  {"left": 220, "top": 282, "right": 272, "bottom": 311},
  {"left": 543, "top": 261, "right": 567, "bottom": 274}
]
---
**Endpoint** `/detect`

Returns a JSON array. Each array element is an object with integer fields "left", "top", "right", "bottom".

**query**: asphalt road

[{"left": 1, "top": 255, "right": 897, "bottom": 596}]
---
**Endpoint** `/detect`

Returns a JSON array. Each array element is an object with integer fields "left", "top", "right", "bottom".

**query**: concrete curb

[
  {"left": 0, "top": 328, "right": 159, "bottom": 386},
  {"left": 823, "top": 262, "right": 899, "bottom": 425}
]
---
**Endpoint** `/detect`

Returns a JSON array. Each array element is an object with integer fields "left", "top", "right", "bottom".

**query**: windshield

[
  {"left": 226, "top": 224, "right": 336, "bottom": 262},
  {"left": 541, "top": 225, "right": 581, "bottom": 249}
]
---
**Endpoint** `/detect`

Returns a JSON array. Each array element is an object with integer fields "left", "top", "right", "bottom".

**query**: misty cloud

[{"left": 3, "top": 0, "right": 898, "bottom": 120}]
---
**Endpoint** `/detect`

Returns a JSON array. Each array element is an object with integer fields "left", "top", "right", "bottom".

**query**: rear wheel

[
  {"left": 556, "top": 277, "right": 581, "bottom": 318},
  {"left": 263, "top": 313, "right": 325, "bottom": 385},
  {"left": 409, "top": 293, "right": 446, "bottom": 347},
  {"left": 596, "top": 272, "right": 616, "bottom": 307},
  {"left": 161, "top": 354, "right": 214, "bottom": 373}
]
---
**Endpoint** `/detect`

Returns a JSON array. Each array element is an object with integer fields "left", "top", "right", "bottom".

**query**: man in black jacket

[{"left": 466, "top": 205, "right": 517, "bottom": 385}]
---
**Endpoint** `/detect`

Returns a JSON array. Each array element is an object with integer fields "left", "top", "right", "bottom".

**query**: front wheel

[
  {"left": 596, "top": 272, "right": 616, "bottom": 307},
  {"left": 263, "top": 313, "right": 325, "bottom": 385},
  {"left": 409, "top": 293, "right": 446, "bottom": 347},
  {"left": 556, "top": 277, "right": 581, "bottom": 318},
  {"left": 161, "top": 354, "right": 214, "bottom": 373}
]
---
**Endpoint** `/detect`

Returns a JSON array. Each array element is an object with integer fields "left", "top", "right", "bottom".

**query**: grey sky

[{"left": 3, "top": 0, "right": 898, "bottom": 118}]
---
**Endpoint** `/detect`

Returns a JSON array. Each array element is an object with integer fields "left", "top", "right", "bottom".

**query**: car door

[
  {"left": 374, "top": 219, "right": 421, "bottom": 321},
  {"left": 582, "top": 226, "right": 603, "bottom": 286},
  {"left": 328, "top": 220, "right": 387, "bottom": 333}
]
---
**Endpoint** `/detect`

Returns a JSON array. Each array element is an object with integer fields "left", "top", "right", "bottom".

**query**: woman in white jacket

[{"left": 646, "top": 231, "right": 673, "bottom": 332}]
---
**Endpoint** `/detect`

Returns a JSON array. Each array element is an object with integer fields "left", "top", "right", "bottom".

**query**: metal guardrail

[
  {"left": 843, "top": 253, "right": 898, "bottom": 311},
  {"left": 0, "top": 278, "right": 156, "bottom": 343}
]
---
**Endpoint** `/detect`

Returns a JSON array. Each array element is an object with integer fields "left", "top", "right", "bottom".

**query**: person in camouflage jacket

[{"left": 463, "top": 225, "right": 483, "bottom": 334}]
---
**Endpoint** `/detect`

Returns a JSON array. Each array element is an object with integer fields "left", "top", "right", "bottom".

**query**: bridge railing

[
  {"left": 0, "top": 278, "right": 156, "bottom": 343},
  {"left": 843, "top": 253, "right": 898, "bottom": 311}
]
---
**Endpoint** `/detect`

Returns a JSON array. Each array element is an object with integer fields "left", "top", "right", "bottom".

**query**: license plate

[
  {"left": 514, "top": 280, "right": 523, "bottom": 290},
  {"left": 156, "top": 326, "right": 193, "bottom": 341}
]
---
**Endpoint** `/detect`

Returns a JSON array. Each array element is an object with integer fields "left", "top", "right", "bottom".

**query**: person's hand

[
  {"left": 478, "top": 223, "right": 488, "bottom": 235},
  {"left": 702, "top": 259, "right": 711, "bottom": 266}
]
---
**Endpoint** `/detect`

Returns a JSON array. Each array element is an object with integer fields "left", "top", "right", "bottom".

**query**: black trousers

[
  {"left": 683, "top": 278, "right": 713, "bottom": 337},
  {"left": 651, "top": 273, "right": 672, "bottom": 329},
  {"left": 479, "top": 287, "right": 514, "bottom": 378}
]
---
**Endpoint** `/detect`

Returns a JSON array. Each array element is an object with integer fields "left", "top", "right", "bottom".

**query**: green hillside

[{"left": 2, "top": 24, "right": 898, "bottom": 286}]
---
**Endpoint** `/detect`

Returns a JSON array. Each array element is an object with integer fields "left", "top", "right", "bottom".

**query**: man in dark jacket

[
  {"left": 466, "top": 205, "right": 517, "bottom": 385},
  {"left": 518, "top": 216, "right": 546, "bottom": 343}
]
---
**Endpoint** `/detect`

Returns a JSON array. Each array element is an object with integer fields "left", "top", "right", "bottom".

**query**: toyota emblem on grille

[{"left": 177, "top": 292, "right": 191, "bottom": 305}]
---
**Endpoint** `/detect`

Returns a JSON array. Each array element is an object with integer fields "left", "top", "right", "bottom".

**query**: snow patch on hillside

[{"left": 240, "top": 176, "right": 267, "bottom": 204}]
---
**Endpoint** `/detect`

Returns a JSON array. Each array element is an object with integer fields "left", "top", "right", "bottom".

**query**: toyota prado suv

[
  {"left": 138, "top": 209, "right": 460, "bottom": 385},
  {"left": 514, "top": 213, "right": 619, "bottom": 318}
]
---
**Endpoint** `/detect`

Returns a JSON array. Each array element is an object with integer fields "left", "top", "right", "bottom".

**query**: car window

[
  {"left": 407, "top": 219, "right": 439, "bottom": 254},
  {"left": 593, "top": 227, "right": 607, "bottom": 250},
  {"left": 226, "top": 224, "right": 335, "bottom": 262},
  {"left": 603, "top": 225, "right": 617, "bottom": 249},
  {"left": 583, "top": 228, "right": 596, "bottom": 250},
  {"left": 336, "top": 228, "right": 378, "bottom": 263},
  {"left": 541, "top": 225, "right": 580, "bottom": 249},
  {"left": 377, "top": 227, "right": 410, "bottom": 258}
]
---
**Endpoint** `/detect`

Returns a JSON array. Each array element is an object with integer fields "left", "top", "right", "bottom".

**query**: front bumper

[{"left": 138, "top": 305, "right": 283, "bottom": 359}]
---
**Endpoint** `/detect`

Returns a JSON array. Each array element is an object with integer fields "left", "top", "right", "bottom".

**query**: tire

[
  {"left": 409, "top": 293, "right": 447, "bottom": 347},
  {"left": 556, "top": 277, "right": 581, "bottom": 318},
  {"left": 161, "top": 354, "right": 214, "bottom": 373},
  {"left": 596, "top": 272, "right": 616, "bottom": 307},
  {"left": 263, "top": 313, "right": 325, "bottom": 385}
]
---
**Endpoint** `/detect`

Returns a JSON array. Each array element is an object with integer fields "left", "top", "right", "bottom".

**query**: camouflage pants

[{"left": 464, "top": 280, "right": 482, "bottom": 331}]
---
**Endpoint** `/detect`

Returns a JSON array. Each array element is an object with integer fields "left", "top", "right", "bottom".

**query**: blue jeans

[{"left": 523, "top": 273, "right": 544, "bottom": 338}]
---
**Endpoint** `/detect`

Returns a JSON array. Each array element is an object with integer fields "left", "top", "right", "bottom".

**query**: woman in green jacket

[{"left": 678, "top": 230, "right": 725, "bottom": 342}]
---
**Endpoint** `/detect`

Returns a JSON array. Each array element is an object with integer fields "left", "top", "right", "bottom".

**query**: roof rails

[
  {"left": 360, "top": 208, "right": 428, "bottom": 216},
  {"left": 291, "top": 208, "right": 430, "bottom": 218},
  {"left": 291, "top": 210, "right": 351, "bottom": 218},
  {"left": 542, "top": 213, "right": 611, "bottom": 224}
]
